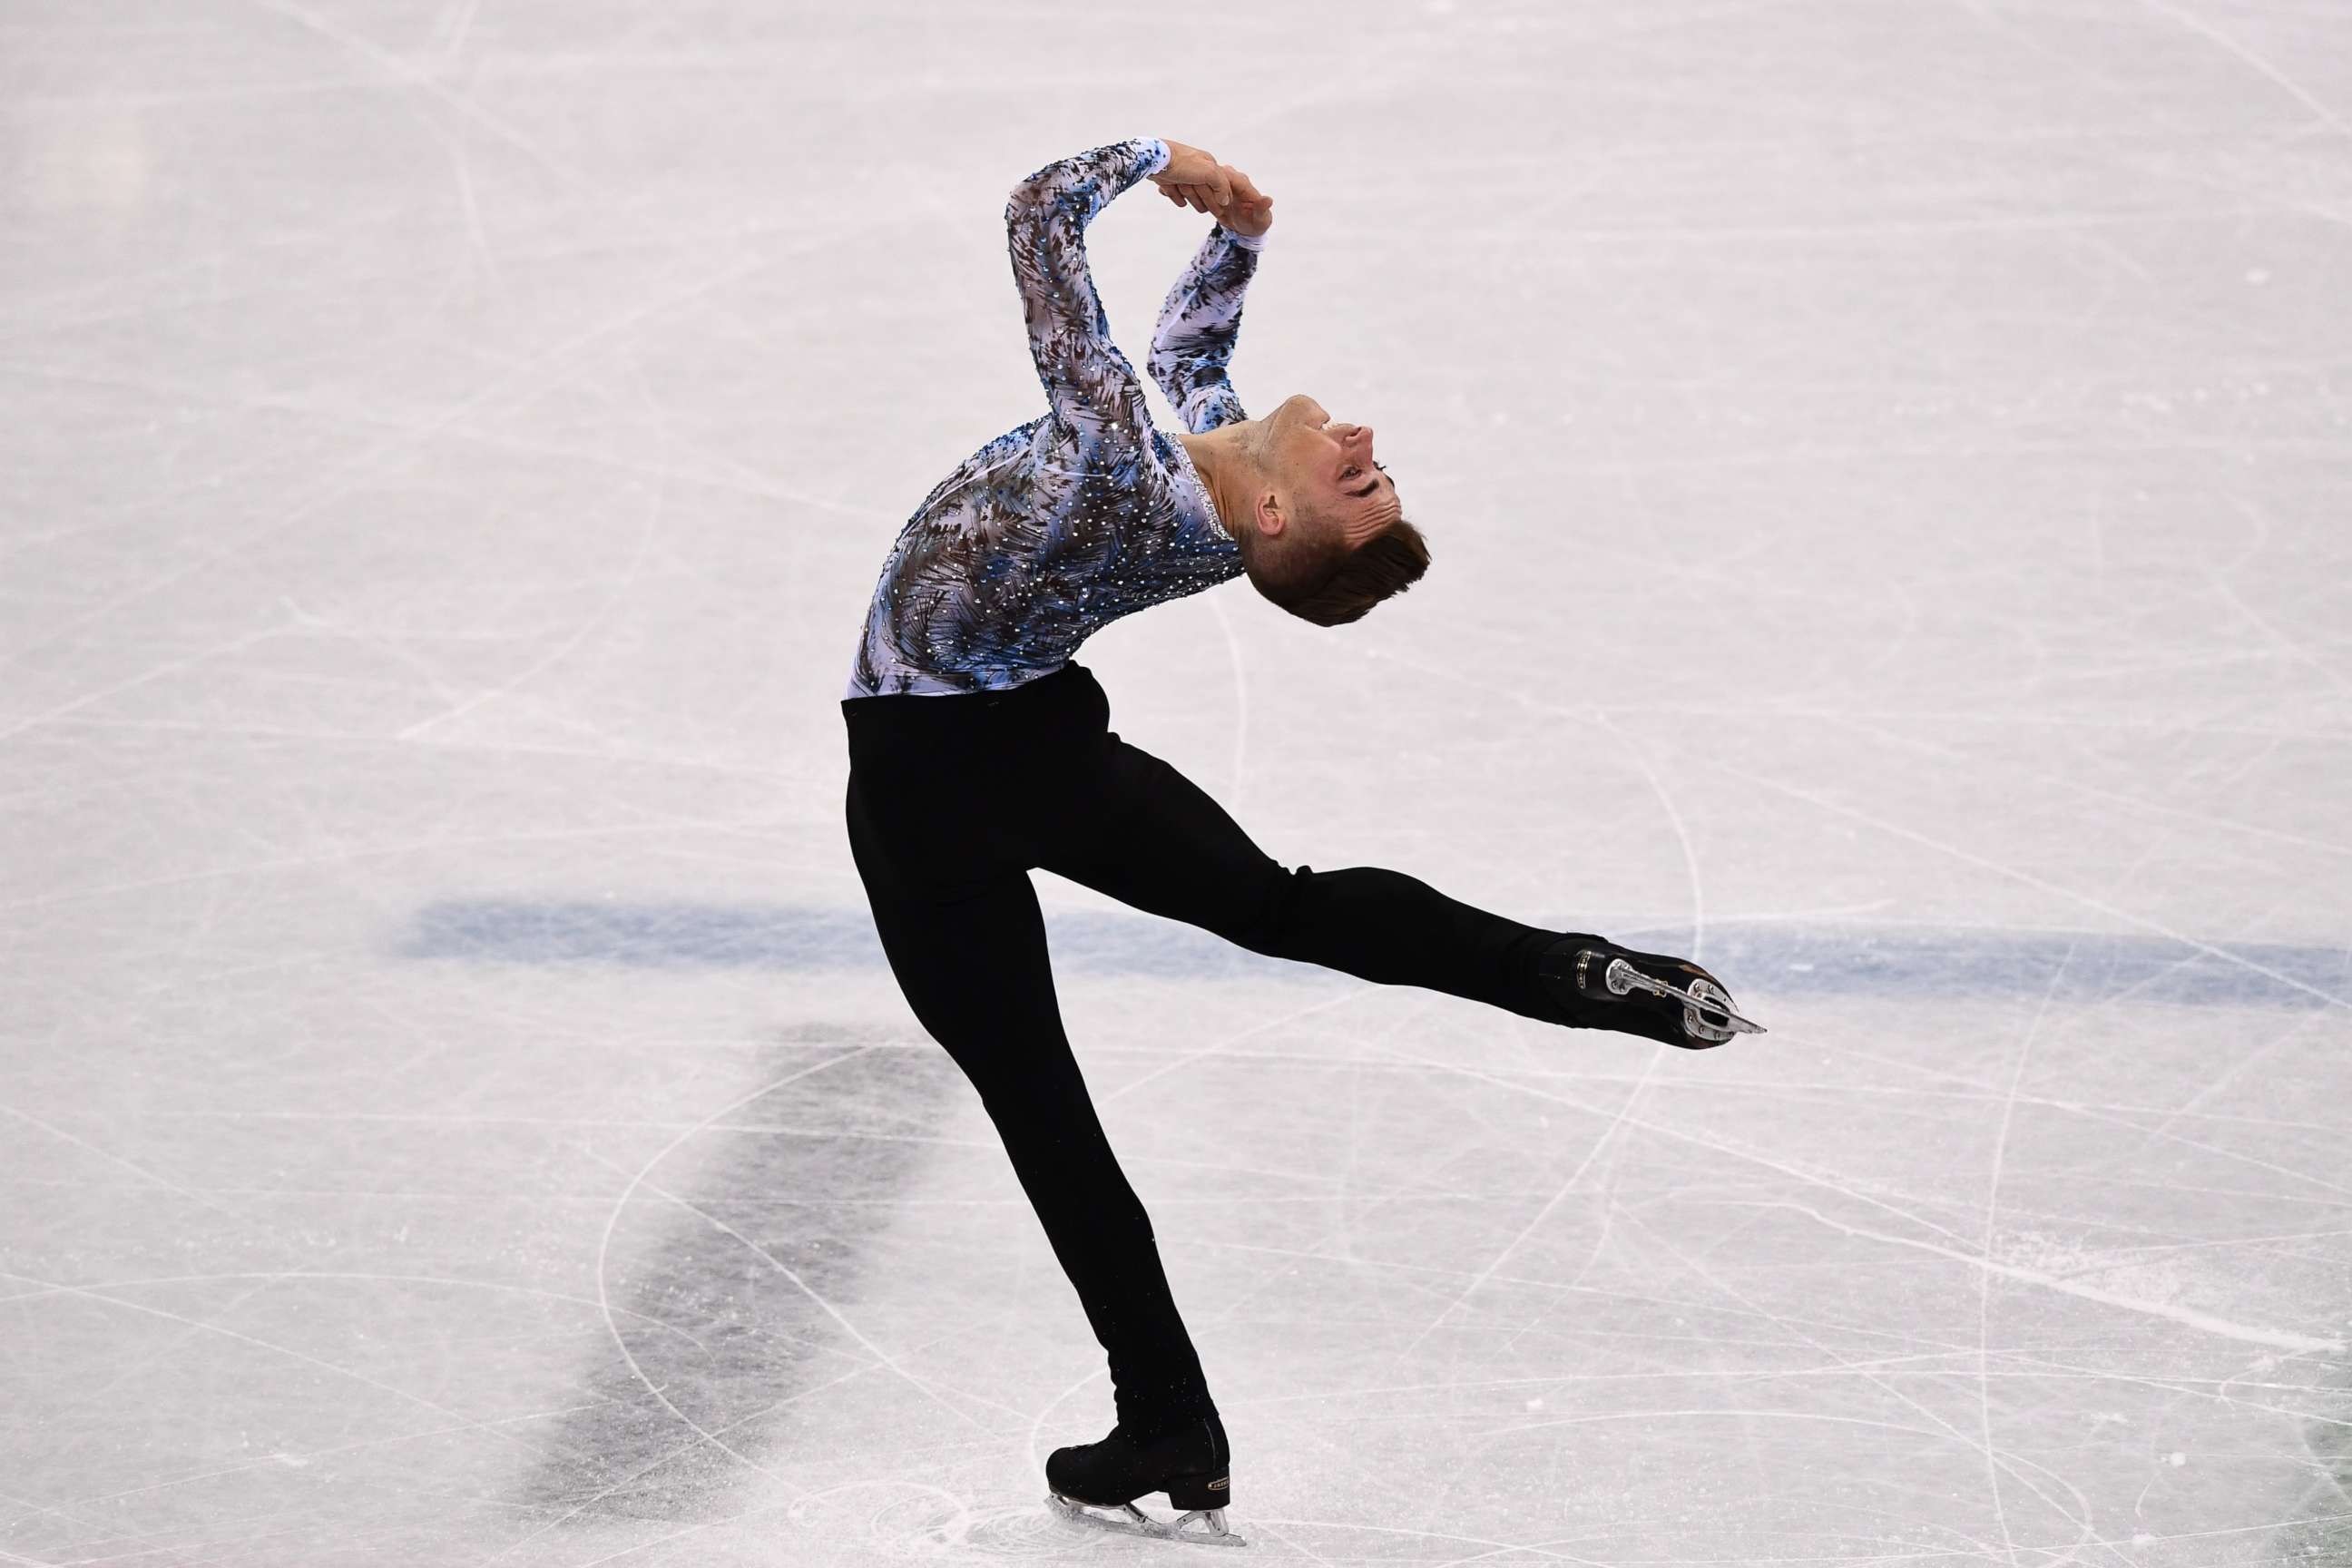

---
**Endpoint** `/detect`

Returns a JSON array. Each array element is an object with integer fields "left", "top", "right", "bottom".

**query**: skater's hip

[
  {"left": 843, "top": 661, "right": 1112, "bottom": 888},
  {"left": 842, "top": 661, "right": 1109, "bottom": 774}
]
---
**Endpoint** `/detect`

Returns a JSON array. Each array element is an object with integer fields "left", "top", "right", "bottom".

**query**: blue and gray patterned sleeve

[
  {"left": 1004, "top": 138, "right": 1172, "bottom": 446},
  {"left": 1148, "top": 225, "right": 1263, "bottom": 434}
]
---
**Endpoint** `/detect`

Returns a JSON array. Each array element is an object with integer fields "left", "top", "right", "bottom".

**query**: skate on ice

[{"left": 1047, "top": 1491, "right": 1247, "bottom": 1549}]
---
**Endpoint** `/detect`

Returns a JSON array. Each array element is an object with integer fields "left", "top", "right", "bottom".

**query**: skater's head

[{"left": 1220, "top": 395, "right": 1428, "bottom": 626}]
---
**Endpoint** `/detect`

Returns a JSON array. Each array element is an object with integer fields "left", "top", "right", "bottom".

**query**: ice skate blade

[
  {"left": 1047, "top": 1492, "right": 1247, "bottom": 1547},
  {"left": 1603, "top": 959, "right": 1767, "bottom": 1037}
]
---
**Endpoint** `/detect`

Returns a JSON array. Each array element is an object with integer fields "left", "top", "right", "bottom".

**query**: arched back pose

[{"left": 841, "top": 138, "right": 1757, "bottom": 1547}]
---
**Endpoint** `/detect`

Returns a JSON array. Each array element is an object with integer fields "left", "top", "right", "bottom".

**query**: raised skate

[
  {"left": 1541, "top": 938, "right": 1765, "bottom": 1047},
  {"left": 1585, "top": 952, "right": 1766, "bottom": 1040}
]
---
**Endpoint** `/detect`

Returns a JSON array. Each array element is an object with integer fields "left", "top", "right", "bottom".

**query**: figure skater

[{"left": 841, "top": 137, "right": 1757, "bottom": 1546}]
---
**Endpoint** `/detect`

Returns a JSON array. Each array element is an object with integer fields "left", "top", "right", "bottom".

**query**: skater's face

[{"left": 1256, "top": 394, "right": 1401, "bottom": 552}]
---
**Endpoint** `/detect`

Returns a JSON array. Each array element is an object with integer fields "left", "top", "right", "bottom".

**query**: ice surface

[{"left": 3, "top": 1, "right": 2348, "bottom": 1563}]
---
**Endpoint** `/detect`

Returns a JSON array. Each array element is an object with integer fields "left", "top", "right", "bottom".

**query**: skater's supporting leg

[{"left": 846, "top": 779, "right": 1216, "bottom": 1432}]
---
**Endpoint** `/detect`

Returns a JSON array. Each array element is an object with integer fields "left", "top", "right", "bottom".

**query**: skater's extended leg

[
  {"left": 1039, "top": 734, "right": 1566, "bottom": 1021},
  {"left": 846, "top": 779, "right": 1217, "bottom": 1432},
  {"left": 1041, "top": 732, "right": 1742, "bottom": 1045}
]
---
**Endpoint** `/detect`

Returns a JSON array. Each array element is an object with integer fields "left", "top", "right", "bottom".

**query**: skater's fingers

[{"left": 1151, "top": 174, "right": 1205, "bottom": 211}]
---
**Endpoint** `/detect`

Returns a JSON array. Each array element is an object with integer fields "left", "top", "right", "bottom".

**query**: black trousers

[{"left": 843, "top": 662, "right": 1567, "bottom": 1434}]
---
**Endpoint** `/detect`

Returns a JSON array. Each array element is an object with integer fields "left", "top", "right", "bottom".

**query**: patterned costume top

[{"left": 847, "top": 138, "right": 1264, "bottom": 698}]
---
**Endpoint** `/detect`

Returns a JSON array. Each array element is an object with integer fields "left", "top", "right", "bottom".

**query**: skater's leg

[
  {"left": 1039, "top": 735, "right": 1566, "bottom": 1024},
  {"left": 847, "top": 779, "right": 1217, "bottom": 1432}
]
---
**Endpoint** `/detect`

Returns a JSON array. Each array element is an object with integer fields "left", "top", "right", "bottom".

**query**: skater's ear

[{"left": 1250, "top": 485, "right": 1290, "bottom": 541}]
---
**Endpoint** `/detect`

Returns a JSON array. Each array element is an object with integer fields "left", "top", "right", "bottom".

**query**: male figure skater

[{"left": 842, "top": 138, "right": 1753, "bottom": 1545}]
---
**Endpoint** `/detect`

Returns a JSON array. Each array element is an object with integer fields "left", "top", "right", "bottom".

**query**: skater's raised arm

[
  {"left": 1004, "top": 139, "right": 1184, "bottom": 446},
  {"left": 1143, "top": 158, "right": 1269, "bottom": 434},
  {"left": 1147, "top": 217, "right": 1265, "bottom": 436}
]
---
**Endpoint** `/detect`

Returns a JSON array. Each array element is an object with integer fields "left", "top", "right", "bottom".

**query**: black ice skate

[
  {"left": 1044, "top": 1413, "right": 1242, "bottom": 1548},
  {"left": 1540, "top": 936, "right": 1764, "bottom": 1048}
]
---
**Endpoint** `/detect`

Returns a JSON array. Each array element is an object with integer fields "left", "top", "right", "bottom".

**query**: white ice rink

[{"left": 5, "top": 1, "right": 2349, "bottom": 1563}]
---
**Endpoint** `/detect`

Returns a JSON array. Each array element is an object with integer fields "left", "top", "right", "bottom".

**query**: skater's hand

[
  {"left": 1210, "top": 167, "right": 1274, "bottom": 237},
  {"left": 1154, "top": 142, "right": 1230, "bottom": 210},
  {"left": 1153, "top": 143, "right": 1272, "bottom": 236}
]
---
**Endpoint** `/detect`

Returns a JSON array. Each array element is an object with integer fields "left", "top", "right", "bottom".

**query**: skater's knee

[{"left": 1230, "top": 863, "right": 1312, "bottom": 957}]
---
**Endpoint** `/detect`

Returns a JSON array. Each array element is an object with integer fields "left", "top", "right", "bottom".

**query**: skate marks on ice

[
  {"left": 806, "top": 1479, "right": 1230, "bottom": 1560},
  {"left": 2279, "top": 1364, "right": 2352, "bottom": 1568},
  {"left": 504, "top": 1029, "right": 967, "bottom": 1537},
  {"left": 861, "top": 1491, "right": 1094, "bottom": 1557},
  {"left": 405, "top": 897, "right": 2350, "bottom": 1011},
  {"left": 864, "top": 1404, "right": 2326, "bottom": 1568}
]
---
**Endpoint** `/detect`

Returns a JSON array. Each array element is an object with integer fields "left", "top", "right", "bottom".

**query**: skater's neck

[{"left": 1176, "top": 423, "right": 1271, "bottom": 545}]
